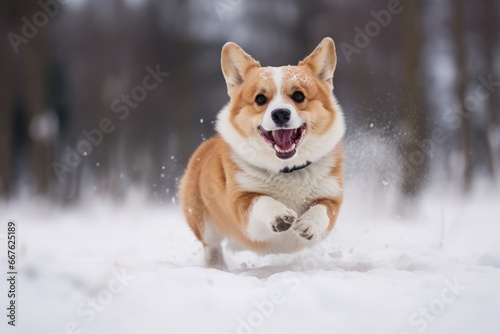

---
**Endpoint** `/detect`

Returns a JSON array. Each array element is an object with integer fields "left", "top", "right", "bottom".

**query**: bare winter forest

[{"left": 0, "top": 0, "right": 499, "bottom": 203}]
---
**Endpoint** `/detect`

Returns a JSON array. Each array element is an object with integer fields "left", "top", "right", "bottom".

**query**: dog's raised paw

[
  {"left": 293, "top": 205, "right": 330, "bottom": 241},
  {"left": 272, "top": 214, "right": 296, "bottom": 232},
  {"left": 246, "top": 197, "right": 298, "bottom": 242},
  {"left": 293, "top": 219, "right": 315, "bottom": 240}
]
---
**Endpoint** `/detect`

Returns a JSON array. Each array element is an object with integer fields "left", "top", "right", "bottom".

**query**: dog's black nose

[{"left": 271, "top": 108, "right": 291, "bottom": 126}]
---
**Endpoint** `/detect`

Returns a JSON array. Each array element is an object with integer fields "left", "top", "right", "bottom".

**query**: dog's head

[{"left": 217, "top": 38, "right": 345, "bottom": 172}]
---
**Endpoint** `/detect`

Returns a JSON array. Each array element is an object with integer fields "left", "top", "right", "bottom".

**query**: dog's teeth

[{"left": 274, "top": 143, "right": 296, "bottom": 154}]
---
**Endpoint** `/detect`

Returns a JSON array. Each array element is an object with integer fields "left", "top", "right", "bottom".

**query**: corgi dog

[{"left": 179, "top": 38, "right": 345, "bottom": 269}]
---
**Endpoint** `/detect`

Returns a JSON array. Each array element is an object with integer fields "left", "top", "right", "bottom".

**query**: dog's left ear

[
  {"left": 299, "top": 37, "right": 337, "bottom": 87},
  {"left": 221, "top": 42, "right": 260, "bottom": 97}
]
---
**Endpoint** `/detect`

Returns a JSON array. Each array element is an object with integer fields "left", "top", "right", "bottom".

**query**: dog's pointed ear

[
  {"left": 221, "top": 42, "right": 260, "bottom": 96},
  {"left": 299, "top": 38, "right": 337, "bottom": 87}
]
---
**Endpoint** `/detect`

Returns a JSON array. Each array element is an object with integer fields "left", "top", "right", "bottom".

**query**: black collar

[{"left": 280, "top": 161, "right": 311, "bottom": 174}]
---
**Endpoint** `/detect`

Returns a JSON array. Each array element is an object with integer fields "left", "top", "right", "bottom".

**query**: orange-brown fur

[{"left": 180, "top": 135, "right": 267, "bottom": 252}]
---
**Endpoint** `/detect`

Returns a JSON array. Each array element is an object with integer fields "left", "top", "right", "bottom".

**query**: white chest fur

[{"left": 234, "top": 154, "right": 342, "bottom": 215}]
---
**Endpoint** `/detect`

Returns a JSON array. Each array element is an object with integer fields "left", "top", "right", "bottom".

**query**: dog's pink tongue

[{"left": 273, "top": 130, "right": 294, "bottom": 149}]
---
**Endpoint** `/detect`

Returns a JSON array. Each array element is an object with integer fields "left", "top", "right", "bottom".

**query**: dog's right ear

[
  {"left": 299, "top": 37, "right": 337, "bottom": 88},
  {"left": 221, "top": 42, "right": 260, "bottom": 97}
]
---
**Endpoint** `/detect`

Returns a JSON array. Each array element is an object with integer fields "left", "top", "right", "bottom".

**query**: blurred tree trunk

[
  {"left": 484, "top": 0, "right": 498, "bottom": 179},
  {"left": 0, "top": 2, "right": 13, "bottom": 198},
  {"left": 20, "top": 0, "right": 52, "bottom": 196},
  {"left": 453, "top": 0, "right": 473, "bottom": 192},
  {"left": 399, "top": 0, "right": 427, "bottom": 197},
  {"left": 24, "top": 45, "right": 52, "bottom": 195},
  {"left": 172, "top": 0, "right": 197, "bottom": 173}
]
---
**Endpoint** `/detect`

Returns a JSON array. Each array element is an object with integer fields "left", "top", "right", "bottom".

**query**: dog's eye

[
  {"left": 255, "top": 94, "right": 268, "bottom": 106},
  {"left": 292, "top": 91, "right": 305, "bottom": 103}
]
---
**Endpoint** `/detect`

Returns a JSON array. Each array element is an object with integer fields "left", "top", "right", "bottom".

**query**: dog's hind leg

[{"left": 202, "top": 218, "right": 227, "bottom": 270}]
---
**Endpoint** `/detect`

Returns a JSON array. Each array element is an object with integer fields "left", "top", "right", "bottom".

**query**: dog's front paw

[
  {"left": 246, "top": 196, "right": 297, "bottom": 242},
  {"left": 293, "top": 205, "right": 330, "bottom": 241},
  {"left": 271, "top": 209, "right": 297, "bottom": 233}
]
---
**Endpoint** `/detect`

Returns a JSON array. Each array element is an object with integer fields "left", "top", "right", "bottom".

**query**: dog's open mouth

[{"left": 258, "top": 124, "right": 306, "bottom": 160}]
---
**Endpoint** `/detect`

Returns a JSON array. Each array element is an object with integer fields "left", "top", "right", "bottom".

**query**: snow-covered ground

[{"left": 1, "top": 189, "right": 499, "bottom": 334}]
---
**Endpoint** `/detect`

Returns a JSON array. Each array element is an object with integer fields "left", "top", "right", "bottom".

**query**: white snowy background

[{"left": 1, "top": 182, "right": 499, "bottom": 334}]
